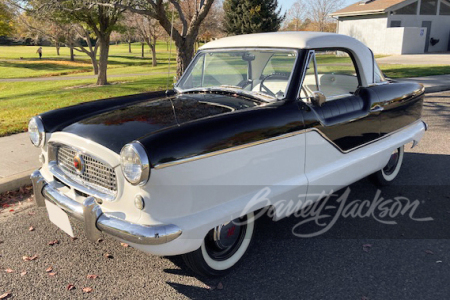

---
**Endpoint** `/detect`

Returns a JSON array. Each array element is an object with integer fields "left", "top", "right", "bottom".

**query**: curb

[
  {"left": 0, "top": 170, "right": 34, "bottom": 194},
  {"left": 425, "top": 85, "right": 450, "bottom": 93}
]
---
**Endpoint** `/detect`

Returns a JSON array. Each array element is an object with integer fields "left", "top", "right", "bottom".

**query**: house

[{"left": 331, "top": 0, "right": 450, "bottom": 54}]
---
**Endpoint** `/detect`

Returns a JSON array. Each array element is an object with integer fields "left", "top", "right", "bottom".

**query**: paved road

[{"left": 0, "top": 91, "right": 449, "bottom": 299}]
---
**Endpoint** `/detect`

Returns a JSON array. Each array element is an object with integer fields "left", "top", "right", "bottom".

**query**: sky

[{"left": 279, "top": 0, "right": 358, "bottom": 14}]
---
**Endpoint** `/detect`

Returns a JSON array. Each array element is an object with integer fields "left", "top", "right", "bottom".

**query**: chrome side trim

[
  {"left": 154, "top": 119, "right": 427, "bottom": 169},
  {"left": 31, "top": 171, "right": 182, "bottom": 245},
  {"left": 306, "top": 119, "right": 426, "bottom": 154},
  {"left": 153, "top": 129, "right": 306, "bottom": 169}
]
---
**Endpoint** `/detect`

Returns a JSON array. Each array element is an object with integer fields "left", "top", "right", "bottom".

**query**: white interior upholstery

[{"left": 303, "top": 74, "right": 358, "bottom": 100}]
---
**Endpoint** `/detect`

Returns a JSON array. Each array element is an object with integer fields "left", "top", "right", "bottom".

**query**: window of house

[
  {"left": 420, "top": 0, "right": 438, "bottom": 15},
  {"left": 390, "top": 20, "right": 402, "bottom": 27},
  {"left": 301, "top": 50, "right": 360, "bottom": 101},
  {"left": 440, "top": 0, "right": 450, "bottom": 15},
  {"left": 393, "top": 1, "right": 418, "bottom": 14}
]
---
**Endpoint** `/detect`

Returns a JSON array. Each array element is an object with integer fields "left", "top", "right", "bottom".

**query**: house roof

[
  {"left": 200, "top": 32, "right": 375, "bottom": 86},
  {"left": 331, "top": 0, "right": 406, "bottom": 17}
]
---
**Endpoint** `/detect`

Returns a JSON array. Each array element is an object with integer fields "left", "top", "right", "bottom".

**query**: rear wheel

[
  {"left": 182, "top": 212, "right": 255, "bottom": 277},
  {"left": 370, "top": 145, "right": 404, "bottom": 186}
]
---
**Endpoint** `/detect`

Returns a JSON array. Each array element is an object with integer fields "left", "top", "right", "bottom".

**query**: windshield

[{"left": 176, "top": 49, "right": 298, "bottom": 101}]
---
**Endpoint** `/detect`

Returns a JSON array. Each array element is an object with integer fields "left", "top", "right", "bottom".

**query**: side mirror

[{"left": 311, "top": 91, "right": 326, "bottom": 107}]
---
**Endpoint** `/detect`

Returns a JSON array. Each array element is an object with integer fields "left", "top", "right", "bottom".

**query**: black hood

[{"left": 62, "top": 93, "right": 259, "bottom": 153}]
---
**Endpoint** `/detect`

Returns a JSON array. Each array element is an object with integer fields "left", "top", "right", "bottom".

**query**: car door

[{"left": 298, "top": 50, "right": 382, "bottom": 200}]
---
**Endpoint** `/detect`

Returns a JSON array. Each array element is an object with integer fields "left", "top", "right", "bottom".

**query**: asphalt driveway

[{"left": 0, "top": 91, "right": 449, "bottom": 299}]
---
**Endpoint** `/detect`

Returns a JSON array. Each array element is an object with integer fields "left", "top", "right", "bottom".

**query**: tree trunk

[
  {"left": 151, "top": 41, "right": 157, "bottom": 67},
  {"left": 141, "top": 43, "right": 145, "bottom": 58},
  {"left": 128, "top": 41, "right": 132, "bottom": 53},
  {"left": 175, "top": 40, "right": 195, "bottom": 79},
  {"left": 70, "top": 46, "right": 74, "bottom": 61},
  {"left": 97, "top": 36, "right": 110, "bottom": 86},
  {"left": 89, "top": 53, "right": 99, "bottom": 75},
  {"left": 56, "top": 44, "right": 60, "bottom": 56}
]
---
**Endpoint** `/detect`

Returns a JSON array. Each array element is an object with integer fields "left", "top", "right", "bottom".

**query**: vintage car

[{"left": 29, "top": 32, "right": 427, "bottom": 277}]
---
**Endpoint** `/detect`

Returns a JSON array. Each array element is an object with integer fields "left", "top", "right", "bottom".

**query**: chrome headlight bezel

[
  {"left": 28, "top": 116, "right": 45, "bottom": 148},
  {"left": 120, "top": 142, "right": 150, "bottom": 186}
]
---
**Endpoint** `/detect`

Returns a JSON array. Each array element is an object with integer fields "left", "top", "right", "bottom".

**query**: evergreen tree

[{"left": 223, "top": 0, "right": 285, "bottom": 35}]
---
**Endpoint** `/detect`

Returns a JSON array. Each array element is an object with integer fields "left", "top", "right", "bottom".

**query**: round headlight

[
  {"left": 120, "top": 142, "right": 150, "bottom": 186},
  {"left": 28, "top": 117, "right": 45, "bottom": 147}
]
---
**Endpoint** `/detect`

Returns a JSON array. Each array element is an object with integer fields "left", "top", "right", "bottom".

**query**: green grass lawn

[
  {"left": 0, "top": 44, "right": 449, "bottom": 137},
  {"left": 0, "top": 74, "right": 169, "bottom": 136},
  {"left": 0, "top": 42, "right": 176, "bottom": 79}
]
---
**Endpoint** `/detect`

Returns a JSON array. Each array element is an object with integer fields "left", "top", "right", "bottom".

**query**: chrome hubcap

[
  {"left": 205, "top": 217, "right": 247, "bottom": 261},
  {"left": 383, "top": 149, "right": 400, "bottom": 175}
]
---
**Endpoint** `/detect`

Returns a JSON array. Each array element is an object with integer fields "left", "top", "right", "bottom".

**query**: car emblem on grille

[{"left": 73, "top": 154, "right": 85, "bottom": 174}]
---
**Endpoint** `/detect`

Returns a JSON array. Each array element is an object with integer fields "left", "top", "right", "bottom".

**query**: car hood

[{"left": 62, "top": 92, "right": 260, "bottom": 153}]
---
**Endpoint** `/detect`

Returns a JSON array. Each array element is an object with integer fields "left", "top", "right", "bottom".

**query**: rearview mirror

[{"left": 311, "top": 91, "right": 326, "bottom": 107}]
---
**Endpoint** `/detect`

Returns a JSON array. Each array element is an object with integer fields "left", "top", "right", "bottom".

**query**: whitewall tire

[
  {"left": 182, "top": 212, "right": 255, "bottom": 277},
  {"left": 370, "top": 145, "right": 404, "bottom": 186}
]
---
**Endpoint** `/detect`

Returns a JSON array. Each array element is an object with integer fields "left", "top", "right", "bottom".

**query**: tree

[
  {"left": 132, "top": 13, "right": 161, "bottom": 67},
  {"left": 0, "top": 0, "right": 15, "bottom": 36},
  {"left": 306, "top": 0, "right": 344, "bottom": 32},
  {"left": 285, "top": 0, "right": 306, "bottom": 31},
  {"left": 117, "top": 0, "right": 215, "bottom": 78},
  {"left": 25, "top": 0, "right": 128, "bottom": 85},
  {"left": 223, "top": 0, "right": 284, "bottom": 35},
  {"left": 17, "top": 14, "right": 100, "bottom": 74}
]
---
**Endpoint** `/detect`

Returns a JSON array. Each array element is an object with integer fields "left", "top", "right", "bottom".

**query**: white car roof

[{"left": 200, "top": 32, "right": 375, "bottom": 87}]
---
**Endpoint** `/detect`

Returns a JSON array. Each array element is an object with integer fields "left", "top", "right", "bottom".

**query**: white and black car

[{"left": 30, "top": 32, "right": 427, "bottom": 277}]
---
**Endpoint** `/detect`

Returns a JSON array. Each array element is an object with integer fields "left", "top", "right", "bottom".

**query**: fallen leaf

[
  {"left": 48, "top": 272, "right": 57, "bottom": 276},
  {"left": 425, "top": 250, "right": 434, "bottom": 255},
  {"left": 103, "top": 253, "right": 113, "bottom": 259},
  {"left": 66, "top": 284, "right": 75, "bottom": 291},
  {"left": 20, "top": 271, "right": 27, "bottom": 276},
  {"left": 22, "top": 255, "right": 38, "bottom": 261},
  {"left": 87, "top": 274, "right": 98, "bottom": 279},
  {"left": 82, "top": 287, "right": 93, "bottom": 293},
  {"left": 48, "top": 240, "right": 59, "bottom": 246},
  {"left": 217, "top": 282, "right": 224, "bottom": 290},
  {"left": 9, "top": 209, "right": 14, "bottom": 212},
  {"left": 363, "top": 244, "right": 372, "bottom": 252},
  {"left": 120, "top": 243, "right": 129, "bottom": 248},
  {"left": 0, "top": 292, "right": 11, "bottom": 299},
  {"left": 29, "top": 226, "right": 35, "bottom": 231},
  {"left": 28, "top": 212, "right": 35, "bottom": 216},
  {"left": 5, "top": 269, "right": 13, "bottom": 273},
  {"left": 46, "top": 267, "right": 53, "bottom": 273}
]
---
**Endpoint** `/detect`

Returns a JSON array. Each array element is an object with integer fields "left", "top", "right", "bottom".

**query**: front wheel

[
  {"left": 182, "top": 212, "right": 255, "bottom": 277},
  {"left": 370, "top": 145, "right": 404, "bottom": 186}
]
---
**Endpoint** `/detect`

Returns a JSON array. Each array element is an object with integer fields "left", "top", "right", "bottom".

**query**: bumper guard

[{"left": 31, "top": 170, "right": 182, "bottom": 245}]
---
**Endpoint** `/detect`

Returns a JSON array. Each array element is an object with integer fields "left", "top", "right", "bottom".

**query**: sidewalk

[{"left": 1, "top": 74, "right": 449, "bottom": 193}]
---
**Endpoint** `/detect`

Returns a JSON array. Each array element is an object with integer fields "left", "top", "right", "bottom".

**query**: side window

[{"left": 301, "top": 50, "right": 360, "bottom": 101}]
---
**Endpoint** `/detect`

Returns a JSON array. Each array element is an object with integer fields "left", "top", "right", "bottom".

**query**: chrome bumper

[{"left": 30, "top": 170, "right": 182, "bottom": 245}]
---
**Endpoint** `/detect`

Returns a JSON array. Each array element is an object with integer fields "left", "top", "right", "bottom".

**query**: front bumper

[{"left": 30, "top": 170, "right": 182, "bottom": 245}]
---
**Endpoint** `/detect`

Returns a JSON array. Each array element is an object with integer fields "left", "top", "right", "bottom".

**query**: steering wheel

[{"left": 259, "top": 73, "right": 291, "bottom": 97}]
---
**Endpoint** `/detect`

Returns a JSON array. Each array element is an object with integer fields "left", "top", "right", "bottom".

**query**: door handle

[{"left": 370, "top": 105, "right": 384, "bottom": 113}]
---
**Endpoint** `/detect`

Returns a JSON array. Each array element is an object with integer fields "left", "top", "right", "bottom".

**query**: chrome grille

[{"left": 56, "top": 145, "right": 117, "bottom": 197}]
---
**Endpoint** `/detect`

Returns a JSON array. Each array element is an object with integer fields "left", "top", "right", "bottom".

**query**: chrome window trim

[{"left": 175, "top": 47, "right": 300, "bottom": 102}]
